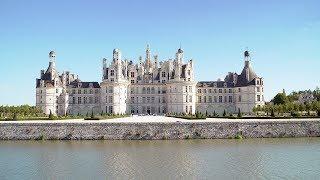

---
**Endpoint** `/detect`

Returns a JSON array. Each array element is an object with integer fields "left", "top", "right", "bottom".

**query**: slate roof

[{"left": 68, "top": 81, "right": 100, "bottom": 88}]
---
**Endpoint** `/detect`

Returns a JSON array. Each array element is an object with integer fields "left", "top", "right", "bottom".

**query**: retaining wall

[{"left": 0, "top": 120, "right": 320, "bottom": 140}]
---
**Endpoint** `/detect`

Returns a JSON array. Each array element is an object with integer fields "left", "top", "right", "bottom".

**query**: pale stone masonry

[
  {"left": 36, "top": 46, "right": 265, "bottom": 116},
  {"left": 1, "top": 118, "right": 319, "bottom": 140}
]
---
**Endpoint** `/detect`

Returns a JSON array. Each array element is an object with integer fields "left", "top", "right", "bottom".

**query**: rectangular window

[
  {"left": 189, "top": 95, "right": 192, "bottom": 103},
  {"left": 130, "top": 72, "right": 135, "bottom": 78},
  {"left": 78, "top": 97, "right": 81, "bottom": 104},
  {"left": 238, "top": 95, "right": 242, "bottom": 102},
  {"left": 131, "top": 80, "right": 135, "bottom": 84},
  {"left": 229, "top": 96, "right": 233, "bottom": 103},
  {"left": 214, "top": 96, "right": 217, "bottom": 103},
  {"left": 209, "top": 96, "right": 212, "bottom": 103},
  {"left": 189, "top": 86, "right": 192, "bottom": 93},
  {"left": 224, "top": 96, "right": 227, "bottom": 102},
  {"left": 110, "top": 70, "right": 114, "bottom": 76},
  {"left": 109, "top": 96, "right": 113, "bottom": 103},
  {"left": 204, "top": 96, "right": 207, "bottom": 103},
  {"left": 198, "top": 96, "right": 202, "bottom": 103},
  {"left": 219, "top": 89, "right": 222, "bottom": 93},
  {"left": 219, "top": 96, "right": 222, "bottom": 103},
  {"left": 185, "top": 95, "right": 188, "bottom": 102},
  {"left": 257, "top": 95, "right": 261, "bottom": 101}
]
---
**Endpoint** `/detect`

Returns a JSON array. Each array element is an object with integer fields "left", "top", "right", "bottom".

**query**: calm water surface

[{"left": 0, "top": 138, "right": 320, "bottom": 180}]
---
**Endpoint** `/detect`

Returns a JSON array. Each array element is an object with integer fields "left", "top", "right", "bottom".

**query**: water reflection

[{"left": 0, "top": 138, "right": 319, "bottom": 179}]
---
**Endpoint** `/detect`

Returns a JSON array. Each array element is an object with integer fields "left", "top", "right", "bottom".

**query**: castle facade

[{"left": 36, "top": 46, "right": 265, "bottom": 116}]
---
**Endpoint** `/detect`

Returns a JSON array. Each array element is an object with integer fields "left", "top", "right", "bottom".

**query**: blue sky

[{"left": 0, "top": 0, "right": 319, "bottom": 105}]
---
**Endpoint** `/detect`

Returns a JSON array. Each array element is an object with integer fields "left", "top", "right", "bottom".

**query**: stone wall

[{"left": 0, "top": 120, "right": 319, "bottom": 140}]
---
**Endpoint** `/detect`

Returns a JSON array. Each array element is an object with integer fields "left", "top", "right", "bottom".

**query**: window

[
  {"left": 110, "top": 70, "right": 114, "bottom": 76},
  {"left": 257, "top": 95, "right": 261, "bottom": 101},
  {"left": 130, "top": 72, "right": 135, "bottom": 78},
  {"left": 142, "top": 97, "right": 146, "bottom": 103},
  {"left": 229, "top": 96, "right": 233, "bottom": 103},
  {"left": 89, "top": 97, "right": 93, "bottom": 104},
  {"left": 204, "top": 89, "right": 207, "bottom": 93},
  {"left": 84, "top": 89, "right": 87, "bottom": 94},
  {"left": 78, "top": 89, "right": 81, "bottom": 94},
  {"left": 209, "top": 89, "right": 212, "bottom": 93},
  {"left": 219, "top": 96, "right": 223, "bottom": 103},
  {"left": 185, "top": 86, "right": 188, "bottom": 93},
  {"left": 95, "top": 97, "right": 99, "bottom": 103},
  {"left": 151, "top": 97, "right": 155, "bottom": 103},
  {"left": 151, "top": 87, "right": 155, "bottom": 94},
  {"left": 219, "top": 89, "right": 222, "bottom": 93},
  {"left": 224, "top": 96, "right": 227, "bottom": 102},
  {"left": 131, "top": 80, "right": 135, "bottom": 84},
  {"left": 229, "top": 89, "right": 232, "bottom": 93},
  {"left": 78, "top": 97, "right": 81, "bottom": 104},
  {"left": 72, "top": 97, "right": 76, "bottom": 104},
  {"left": 209, "top": 96, "right": 212, "bottom": 103},
  {"left": 109, "top": 106, "right": 113, "bottom": 114},
  {"left": 109, "top": 96, "right": 113, "bottom": 103},
  {"left": 214, "top": 89, "right": 217, "bottom": 93},
  {"left": 142, "top": 87, "right": 146, "bottom": 94},
  {"left": 109, "top": 87, "right": 113, "bottom": 93},
  {"left": 224, "top": 89, "right": 227, "bottom": 93},
  {"left": 185, "top": 95, "right": 188, "bottom": 102},
  {"left": 198, "top": 96, "right": 202, "bottom": 103},
  {"left": 161, "top": 72, "right": 166, "bottom": 77},
  {"left": 189, "top": 95, "right": 192, "bottom": 103},
  {"left": 238, "top": 88, "right": 241, "bottom": 92},
  {"left": 204, "top": 96, "right": 207, "bottom": 103},
  {"left": 56, "top": 89, "right": 58, "bottom": 93},
  {"left": 188, "top": 70, "right": 191, "bottom": 75},
  {"left": 90, "top": 89, "right": 93, "bottom": 94},
  {"left": 238, "top": 95, "right": 242, "bottom": 102},
  {"left": 257, "top": 87, "right": 260, "bottom": 92},
  {"left": 131, "top": 97, "right": 135, "bottom": 103},
  {"left": 214, "top": 96, "right": 217, "bottom": 103},
  {"left": 189, "top": 86, "right": 192, "bottom": 93}
]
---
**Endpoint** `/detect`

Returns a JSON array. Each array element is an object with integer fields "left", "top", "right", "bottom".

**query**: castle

[{"left": 36, "top": 46, "right": 265, "bottom": 116}]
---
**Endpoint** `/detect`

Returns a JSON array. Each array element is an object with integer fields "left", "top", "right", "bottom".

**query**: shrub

[
  {"left": 49, "top": 110, "right": 55, "bottom": 120},
  {"left": 237, "top": 108, "right": 242, "bottom": 118},
  {"left": 271, "top": 109, "right": 275, "bottom": 117},
  {"left": 13, "top": 113, "right": 18, "bottom": 121}
]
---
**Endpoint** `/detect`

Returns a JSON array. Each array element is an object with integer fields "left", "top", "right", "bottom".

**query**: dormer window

[
  {"left": 161, "top": 72, "right": 166, "bottom": 77},
  {"left": 224, "top": 83, "right": 227, "bottom": 88},
  {"left": 78, "top": 83, "right": 82, "bottom": 88},
  {"left": 214, "top": 83, "right": 217, "bottom": 87}
]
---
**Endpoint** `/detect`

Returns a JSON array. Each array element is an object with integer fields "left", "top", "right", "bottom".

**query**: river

[{"left": 0, "top": 138, "right": 319, "bottom": 179}]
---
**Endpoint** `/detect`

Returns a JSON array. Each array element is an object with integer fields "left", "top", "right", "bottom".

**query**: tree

[
  {"left": 13, "top": 113, "right": 18, "bottom": 121},
  {"left": 272, "top": 93, "right": 288, "bottom": 105},
  {"left": 237, "top": 108, "right": 242, "bottom": 118},
  {"left": 223, "top": 110, "right": 226, "bottom": 117},
  {"left": 271, "top": 108, "right": 275, "bottom": 117},
  {"left": 49, "top": 110, "right": 54, "bottom": 120}
]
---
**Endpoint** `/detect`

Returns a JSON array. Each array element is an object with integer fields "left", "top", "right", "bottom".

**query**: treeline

[
  {"left": 253, "top": 101, "right": 320, "bottom": 117},
  {"left": 0, "top": 105, "right": 44, "bottom": 119}
]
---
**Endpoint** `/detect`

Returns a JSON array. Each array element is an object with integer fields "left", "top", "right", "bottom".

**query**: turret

[
  {"left": 113, "top": 49, "right": 121, "bottom": 63},
  {"left": 241, "top": 50, "right": 257, "bottom": 82}
]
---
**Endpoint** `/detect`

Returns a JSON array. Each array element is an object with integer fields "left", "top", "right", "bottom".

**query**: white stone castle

[{"left": 36, "top": 46, "right": 265, "bottom": 116}]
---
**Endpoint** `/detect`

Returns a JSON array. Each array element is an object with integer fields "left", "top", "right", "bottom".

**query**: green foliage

[
  {"left": 13, "top": 113, "right": 18, "bottom": 121},
  {"left": 223, "top": 110, "right": 226, "bottom": 117},
  {"left": 0, "top": 105, "right": 44, "bottom": 120},
  {"left": 237, "top": 108, "right": 242, "bottom": 118},
  {"left": 272, "top": 93, "right": 288, "bottom": 105},
  {"left": 48, "top": 110, "right": 55, "bottom": 120}
]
